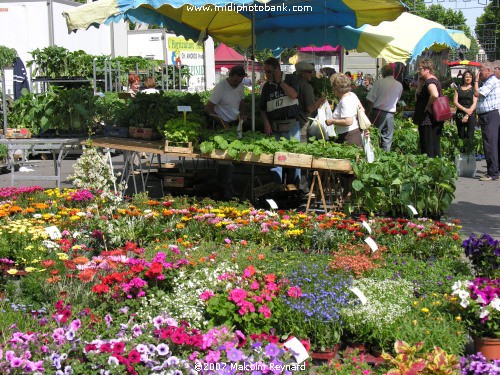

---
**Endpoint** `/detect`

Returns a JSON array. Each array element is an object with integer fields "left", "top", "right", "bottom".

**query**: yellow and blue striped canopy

[
  {"left": 330, "top": 12, "right": 470, "bottom": 62},
  {"left": 63, "top": 0, "right": 407, "bottom": 49}
]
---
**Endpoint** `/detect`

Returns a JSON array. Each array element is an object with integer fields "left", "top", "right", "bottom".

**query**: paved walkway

[{"left": 0, "top": 156, "right": 498, "bottom": 240}]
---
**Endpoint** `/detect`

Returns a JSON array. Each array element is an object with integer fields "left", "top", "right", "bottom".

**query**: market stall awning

[
  {"left": 330, "top": 12, "right": 470, "bottom": 62},
  {"left": 63, "top": 0, "right": 408, "bottom": 49}
]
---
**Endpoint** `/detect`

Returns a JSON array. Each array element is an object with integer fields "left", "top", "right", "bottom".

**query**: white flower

[
  {"left": 460, "top": 299, "right": 470, "bottom": 308},
  {"left": 476, "top": 294, "right": 486, "bottom": 304},
  {"left": 479, "top": 307, "right": 490, "bottom": 319},
  {"left": 108, "top": 356, "right": 119, "bottom": 366},
  {"left": 490, "top": 297, "right": 500, "bottom": 311},
  {"left": 457, "top": 289, "right": 470, "bottom": 301}
]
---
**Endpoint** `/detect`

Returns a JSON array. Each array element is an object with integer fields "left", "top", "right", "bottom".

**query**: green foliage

[
  {"left": 0, "top": 45, "right": 17, "bottom": 68},
  {"left": 476, "top": 2, "right": 500, "bottom": 61},
  {"left": 0, "top": 144, "right": 8, "bottom": 159},
  {"left": 161, "top": 117, "right": 203, "bottom": 143},
  {"left": 349, "top": 153, "right": 457, "bottom": 218}
]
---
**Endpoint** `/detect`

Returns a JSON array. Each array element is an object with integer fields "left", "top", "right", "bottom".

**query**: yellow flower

[
  {"left": 6, "top": 269, "right": 18, "bottom": 275},
  {"left": 455, "top": 316, "right": 462, "bottom": 322},
  {"left": 412, "top": 320, "right": 418, "bottom": 326},
  {"left": 25, "top": 267, "right": 36, "bottom": 273},
  {"left": 57, "top": 253, "right": 69, "bottom": 260},
  {"left": 421, "top": 308, "right": 430, "bottom": 313}
]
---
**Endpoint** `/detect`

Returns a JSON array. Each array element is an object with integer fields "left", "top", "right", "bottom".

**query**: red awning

[
  {"left": 215, "top": 43, "right": 245, "bottom": 62},
  {"left": 444, "top": 60, "right": 481, "bottom": 67}
]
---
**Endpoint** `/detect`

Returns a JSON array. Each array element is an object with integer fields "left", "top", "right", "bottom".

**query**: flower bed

[{"left": 0, "top": 187, "right": 498, "bottom": 374}]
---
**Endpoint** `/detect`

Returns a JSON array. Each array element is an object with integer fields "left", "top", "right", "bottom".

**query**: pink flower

[
  {"left": 238, "top": 300, "right": 255, "bottom": 315},
  {"left": 287, "top": 286, "right": 302, "bottom": 298},
  {"left": 258, "top": 304, "right": 272, "bottom": 318},
  {"left": 250, "top": 281, "right": 260, "bottom": 290},
  {"left": 200, "top": 290, "right": 215, "bottom": 301},
  {"left": 205, "top": 350, "right": 221, "bottom": 363},
  {"left": 228, "top": 288, "right": 247, "bottom": 304}
]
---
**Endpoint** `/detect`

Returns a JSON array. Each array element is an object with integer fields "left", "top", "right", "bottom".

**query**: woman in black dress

[
  {"left": 453, "top": 70, "right": 477, "bottom": 151},
  {"left": 413, "top": 58, "right": 444, "bottom": 158}
]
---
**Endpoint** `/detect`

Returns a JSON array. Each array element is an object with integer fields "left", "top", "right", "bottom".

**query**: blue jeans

[{"left": 270, "top": 121, "right": 301, "bottom": 185}]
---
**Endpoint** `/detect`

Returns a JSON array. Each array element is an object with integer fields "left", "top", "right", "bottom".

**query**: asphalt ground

[{"left": 0, "top": 154, "right": 498, "bottom": 240}]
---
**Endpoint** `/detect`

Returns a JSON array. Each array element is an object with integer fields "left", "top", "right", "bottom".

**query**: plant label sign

[
  {"left": 364, "top": 237, "right": 378, "bottom": 252},
  {"left": 177, "top": 106, "right": 192, "bottom": 112},
  {"left": 45, "top": 225, "right": 62, "bottom": 240},
  {"left": 362, "top": 221, "right": 372, "bottom": 233},
  {"left": 283, "top": 337, "right": 309, "bottom": 364},
  {"left": 266, "top": 199, "right": 278, "bottom": 210},
  {"left": 407, "top": 205, "right": 418, "bottom": 216},
  {"left": 349, "top": 287, "right": 367, "bottom": 305}
]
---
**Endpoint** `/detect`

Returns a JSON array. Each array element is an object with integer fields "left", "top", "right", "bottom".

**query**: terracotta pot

[
  {"left": 474, "top": 337, "right": 500, "bottom": 361},
  {"left": 310, "top": 344, "right": 340, "bottom": 363}
]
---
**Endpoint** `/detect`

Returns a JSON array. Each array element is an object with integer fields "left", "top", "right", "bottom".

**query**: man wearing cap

[
  {"left": 366, "top": 64, "right": 403, "bottom": 151},
  {"left": 261, "top": 57, "right": 301, "bottom": 186},
  {"left": 295, "top": 62, "right": 327, "bottom": 143}
]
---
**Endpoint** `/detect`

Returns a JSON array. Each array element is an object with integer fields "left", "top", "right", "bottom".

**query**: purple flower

[
  {"left": 10, "top": 357, "right": 23, "bottom": 368},
  {"left": 264, "top": 343, "right": 280, "bottom": 357},
  {"left": 227, "top": 348, "right": 243, "bottom": 361}
]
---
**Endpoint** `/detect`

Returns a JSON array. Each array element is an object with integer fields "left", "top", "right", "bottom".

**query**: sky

[{"left": 438, "top": 0, "right": 490, "bottom": 31}]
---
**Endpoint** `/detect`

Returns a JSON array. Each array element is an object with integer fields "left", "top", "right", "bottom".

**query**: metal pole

[
  {"left": 1, "top": 68, "right": 8, "bottom": 134},
  {"left": 93, "top": 58, "right": 97, "bottom": 95},
  {"left": 104, "top": 59, "right": 109, "bottom": 92},
  {"left": 117, "top": 61, "right": 121, "bottom": 92},
  {"left": 47, "top": 0, "right": 55, "bottom": 46}
]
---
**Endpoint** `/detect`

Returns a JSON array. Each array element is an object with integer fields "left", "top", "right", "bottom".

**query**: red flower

[
  {"left": 113, "top": 342, "right": 125, "bottom": 355},
  {"left": 92, "top": 284, "right": 110, "bottom": 294},
  {"left": 85, "top": 344, "right": 97, "bottom": 352},
  {"left": 41, "top": 259, "right": 55, "bottom": 269},
  {"left": 100, "top": 343, "right": 112, "bottom": 353},
  {"left": 171, "top": 330, "right": 187, "bottom": 345},
  {"left": 128, "top": 350, "right": 141, "bottom": 364},
  {"left": 287, "top": 286, "right": 302, "bottom": 298}
]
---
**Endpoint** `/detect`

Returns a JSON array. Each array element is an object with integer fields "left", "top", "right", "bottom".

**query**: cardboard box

[
  {"left": 164, "top": 141, "right": 193, "bottom": 154},
  {"left": 239, "top": 152, "right": 274, "bottom": 164},
  {"left": 273, "top": 152, "right": 313, "bottom": 168},
  {"left": 311, "top": 158, "right": 353, "bottom": 173},
  {"left": 128, "top": 127, "right": 162, "bottom": 140}
]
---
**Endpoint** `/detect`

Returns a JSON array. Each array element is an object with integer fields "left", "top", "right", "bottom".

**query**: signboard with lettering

[{"left": 167, "top": 36, "right": 205, "bottom": 91}]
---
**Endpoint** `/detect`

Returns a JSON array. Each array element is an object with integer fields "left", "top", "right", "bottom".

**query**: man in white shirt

[
  {"left": 366, "top": 65, "right": 403, "bottom": 151},
  {"left": 205, "top": 65, "right": 247, "bottom": 200}
]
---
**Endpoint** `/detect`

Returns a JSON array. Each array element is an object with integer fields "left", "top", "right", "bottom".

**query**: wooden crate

[
  {"left": 128, "top": 127, "right": 162, "bottom": 140},
  {"left": 239, "top": 152, "right": 274, "bottom": 165},
  {"left": 161, "top": 169, "right": 213, "bottom": 188},
  {"left": 311, "top": 158, "right": 353, "bottom": 173},
  {"left": 273, "top": 152, "right": 313, "bottom": 168},
  {"left": 206, "top": 149, "right": 234, "bottom": 160},
  {"left": 0, "top": 128, "right": 32, "bottom": 139},
  {"left": 164, "top": 141, "right": 193, "bottom": 154}
]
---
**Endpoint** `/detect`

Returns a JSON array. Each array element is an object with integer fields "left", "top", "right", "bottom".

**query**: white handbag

[{"left": 357, "top": 104, "right": 372, "bottom": 131}]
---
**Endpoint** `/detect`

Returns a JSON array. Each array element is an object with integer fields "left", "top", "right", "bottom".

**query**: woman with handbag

[
  {"left": 453, "top": 70, "right": 477, "bottom": 152},
  {"left": 413, "top": 58, "right": 444, "bottom": 158}
]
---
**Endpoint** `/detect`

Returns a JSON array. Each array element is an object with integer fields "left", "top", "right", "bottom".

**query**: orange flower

[
  {"left": 41, "top": 259, "right": 55, "bottom": 269},
  {"left": 47, "top": 276, "right": 62, "bottom": 283},
  {"left": 78, "top": 269, "right": 96, "bottom": 282},
  {"left": 73, "top": 256, "right": 90, "bottom": 265},
  {"left": 50, "top": 269, "right": 60, "bottom": 275}
]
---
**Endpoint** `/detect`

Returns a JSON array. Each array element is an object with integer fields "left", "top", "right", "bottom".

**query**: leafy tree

[
  {"left": 475, "top": 1, "right": 499, "bottom": 61},
  {"left": 411, "top": 1, "right": 479, "bottom": 61}
]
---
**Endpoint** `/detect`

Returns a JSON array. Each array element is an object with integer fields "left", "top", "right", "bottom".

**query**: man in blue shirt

[{"left": 474, "top": 61, "right": 500, "bottom": 181}]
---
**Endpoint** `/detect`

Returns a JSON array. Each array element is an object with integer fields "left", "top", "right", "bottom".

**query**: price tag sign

[
  {"left": 349, "top": 286, "right": 367, "bottom": 305},
  {"left": 407, "top": 205, "right": 418, "bottom": 216},
  {"left": 266, "top": 199, "right": 278, "bottom": 210},
  {"left": 45, "top": 225, "right": 62, "bottom": 240},
  {"left": 284, "top": 337, "right": 309, "bottom": 364},
  {"left": 362, "top": 221, "right": 372, "bottom": 234},
  {"left": 177, "top": 106, "right": 192, "bottom": 112},
  {"left": 364, "top": 237, "right": 378, "bottom": 252}
]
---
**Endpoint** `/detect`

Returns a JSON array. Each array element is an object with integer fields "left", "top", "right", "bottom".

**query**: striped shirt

[{"left": 477, "top": 75, "right": 500, "bottom": 114}]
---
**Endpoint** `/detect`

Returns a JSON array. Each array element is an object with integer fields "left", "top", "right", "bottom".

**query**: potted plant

[
  {"left": 462, "top": 233, "right": 499, "bottom": 278},
  {"left": 451, "top": 278, "right": 500, "bottom": 360}
]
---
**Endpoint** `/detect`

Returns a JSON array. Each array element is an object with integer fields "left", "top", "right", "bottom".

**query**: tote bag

[{"left": 432, "top": 96, "right": 453, "bottom": 122}]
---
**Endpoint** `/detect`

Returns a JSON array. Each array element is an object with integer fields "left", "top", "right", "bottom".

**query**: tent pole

[
  {"left": 2, "top": 68, "right": 8, "bottom": 134},
  {"left": 250, "top": 8, "right": 256, "bottom": 203}
]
